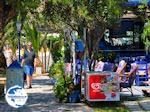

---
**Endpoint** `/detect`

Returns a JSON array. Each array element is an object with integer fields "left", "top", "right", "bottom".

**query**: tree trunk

[
  {"left": 76, "top": 20, "right": 106, "bottom": 70},
  {"left": 0, "top": 1, "right": 7, "bottom": 75},
  {"left": 0, "top": 0, "right": 4, "bottom": 43},
  {"left": 44, "top": 48, "right": 47, "bottom": 72},
  {"left": 87, "top": 22, "right": 106, "bottom": 70}
]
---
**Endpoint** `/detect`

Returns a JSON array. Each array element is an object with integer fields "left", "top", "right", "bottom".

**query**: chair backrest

[
  {"left": 116, "top": 60, "right": 126, "bottom": 75},
  {"left": 94, "top": 61, "right": 105, "bottom": 71},
  {"left": 103, "top": 62, "right": 114, "bottom": 71},
  {"left": 136, "top": 61, "right": 147, "bottom": 76},
  {"left": 128, "top": 63, "right": 138, "bottom": 86},
  {"left": 148, "top": 63, "right": 150, "bottom": 76},
  {"left": 129, "top": 63, "right": 138, "bottom": 74}
]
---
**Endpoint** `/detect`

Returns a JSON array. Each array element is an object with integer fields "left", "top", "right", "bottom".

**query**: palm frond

[{"left": 24, "top": 22, "right": 41, "bottom": 53}]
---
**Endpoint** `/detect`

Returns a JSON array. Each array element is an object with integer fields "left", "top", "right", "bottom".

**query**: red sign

[
  {"left": 86, "top": 72, "right": 120, "bottom": 101},
  {"left": 89, "top": 75, "right": 107, "bottom": 99}
]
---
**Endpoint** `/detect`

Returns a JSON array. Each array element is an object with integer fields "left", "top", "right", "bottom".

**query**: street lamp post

[{"left": 16, "top": 21, "right": 22, "bottom": 62}]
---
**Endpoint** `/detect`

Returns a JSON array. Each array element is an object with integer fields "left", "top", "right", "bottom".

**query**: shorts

[{"left": 24, "top": 65, "right": 34, "bottom": 76}]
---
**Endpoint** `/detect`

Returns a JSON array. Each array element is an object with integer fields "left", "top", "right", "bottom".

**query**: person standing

[{"left": 21, "top": 42, "right": 36, "bottom": 89}]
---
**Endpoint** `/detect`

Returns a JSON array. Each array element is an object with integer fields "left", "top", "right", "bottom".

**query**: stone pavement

[
  {"left": 0, "top": 75, "right": 150, "bottom": 112},
  {"left": 121, "top": 86, "right": 150, "bottom": 112},
  {"left": 0, "top": 75, "right": 94, "bottom": 112}
]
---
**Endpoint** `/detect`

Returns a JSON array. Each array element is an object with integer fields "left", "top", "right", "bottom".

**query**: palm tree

[{"left": 24, "top": 22, "right": 41, "bottom": 54}]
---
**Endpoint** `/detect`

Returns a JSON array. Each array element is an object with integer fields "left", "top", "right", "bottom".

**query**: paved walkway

[
  {"left": 121, "top": 86, "right": 150, "bottom": 112},
  {"left": 0, "top": 75, "right": 150, "bottom": 112},
  {"left": 0, "top": 75, "right": 94, "bottom": 112}
]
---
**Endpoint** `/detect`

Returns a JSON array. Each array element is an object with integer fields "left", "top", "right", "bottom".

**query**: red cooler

[{"left": 85, "top": 71, "right": 120, "bottom": 101}]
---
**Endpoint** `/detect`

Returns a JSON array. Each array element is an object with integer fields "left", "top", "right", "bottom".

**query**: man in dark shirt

[{"left": 21, "top": 42, "right": 36, "bottom": 88}]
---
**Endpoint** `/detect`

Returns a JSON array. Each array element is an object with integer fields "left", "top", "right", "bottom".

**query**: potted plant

[
  {"left": 53, "top": 75, "right": 69, "bottom": 102},
  {"left": 50, "top": 61, "right": 80, "bottom": 102}
]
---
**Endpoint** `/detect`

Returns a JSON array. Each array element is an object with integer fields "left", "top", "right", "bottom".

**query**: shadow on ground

[{"left": 0, "top": 92, "right": 93, "bottom": 112}]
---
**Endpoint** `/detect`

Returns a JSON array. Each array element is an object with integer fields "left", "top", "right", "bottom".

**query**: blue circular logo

[{"left": 5, "top": 85, "right": 28, "bottom": 108}]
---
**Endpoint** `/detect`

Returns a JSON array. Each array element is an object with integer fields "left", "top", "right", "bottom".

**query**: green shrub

[
  {"left": 49, "top": 61, "right": 64, "bottom": 78},
  {"left": 49, "top": 60, "right": 74, "bottom": 102},
  {"left": 53, "top": 75, "right": 73, "bottom": 102}
]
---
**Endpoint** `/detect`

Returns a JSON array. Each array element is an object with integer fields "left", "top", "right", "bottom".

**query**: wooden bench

[{"left": 0, "top": 77, "right": 6, "bottom": 85}]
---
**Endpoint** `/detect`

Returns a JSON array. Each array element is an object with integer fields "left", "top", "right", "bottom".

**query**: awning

[{"left": 124, "top": 0, "right": 150, "bottom": 7}]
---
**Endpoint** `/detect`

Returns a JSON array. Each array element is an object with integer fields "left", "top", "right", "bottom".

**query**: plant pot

[
  {"left": 35, "top": 67, "right": 42, "bottom": 75},
  {"left": 68, "top": 90, "right": 80, "bottom": 103}
]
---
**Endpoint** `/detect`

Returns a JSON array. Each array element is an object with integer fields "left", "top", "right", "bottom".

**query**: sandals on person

[{"left": 142, "top": 90, "right": 150, "bottom": 97}]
